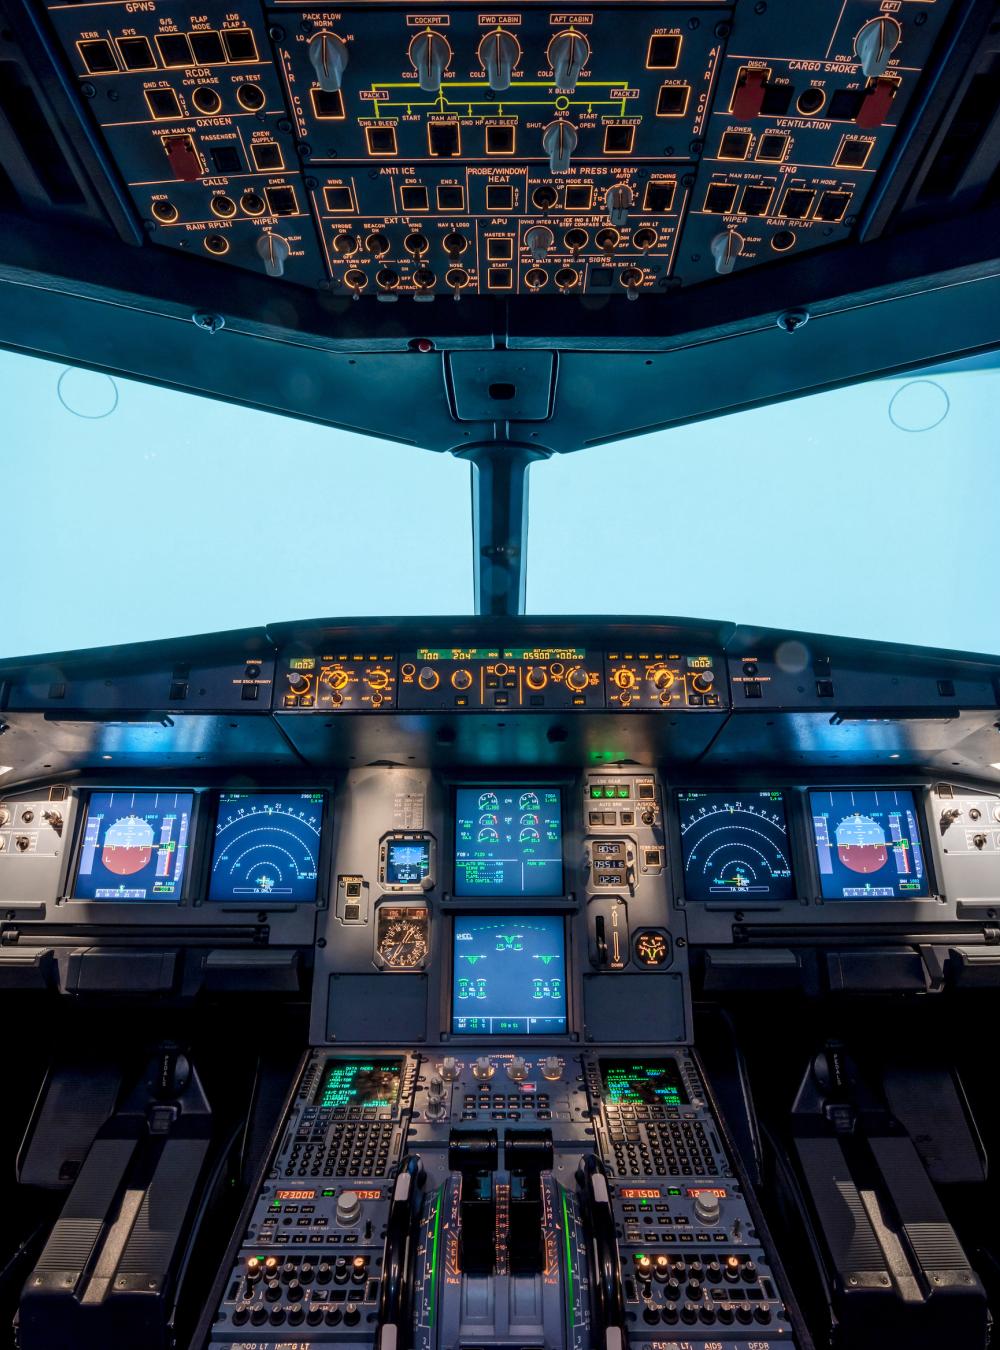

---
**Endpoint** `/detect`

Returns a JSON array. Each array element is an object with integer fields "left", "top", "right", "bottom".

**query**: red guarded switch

[
  {"left": 163, "top": 134, "right": 202, "bottom": 181},
  {"left": 856, "top": 77, "right": 897, "bottom": 129},
  {"left": 731, "top": 67, "right": 768, "bottom": 119}
]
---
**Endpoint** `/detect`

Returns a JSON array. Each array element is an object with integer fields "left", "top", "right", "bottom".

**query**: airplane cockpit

[{"left": 2, "top": 1, "right": 1000, "bottom": 1347}]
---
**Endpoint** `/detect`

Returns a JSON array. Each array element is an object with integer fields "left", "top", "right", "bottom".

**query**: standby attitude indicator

[
  {"left": 679, "top": 790, "right": 795, "bottom": 902},
  {"left": 74, "top": 791, "right": 193, "bottom": 901},
  {"left": 809, "top": 788, "right": 928, "bottom": 899},
  {"left": 209, "top": 791, "right": 323, "bottom": 901}
]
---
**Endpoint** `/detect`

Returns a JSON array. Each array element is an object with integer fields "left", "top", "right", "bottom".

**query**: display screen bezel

[
  {"left": 806, "top": 785, "right": 932, "bottom": 901},
  {"left": 449, "top": 911, "right": 570, "bottom": 1037},
  {"left": 206, "top": 789, "right": 327, "bottom": 904},
  {"left": 69, "top": 788, "right": 196, "bottom": 903},
  {"left": 452, "top": 784, "right": 565, "bottom": 900},
  {"left": 676, "top": 788, "right": 797, "bottom": 904}
]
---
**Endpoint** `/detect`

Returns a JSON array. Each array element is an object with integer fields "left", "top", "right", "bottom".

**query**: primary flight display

[
  {"left": 809, "top": 788, "right": 929, "bottom": 899},
  {"left": 73, "top": 790, "right": 193, "bottom": 901}
]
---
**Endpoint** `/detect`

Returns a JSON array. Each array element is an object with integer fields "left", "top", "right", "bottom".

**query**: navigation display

[
  {"left": 454, "top": 787, "right": 563, "bottom": 897},
  {"left": 74, "top": 790, "right": 193, "bottom": 901},
  {"left": 313, "top": 1058, "right": 404, "bottom": 1110},
  {"left": 678, "top": 790, "right": 795, "bottom": 902},
  {"left": 600, "top": 1058, "right": 689, "bottom": 1107},
  {"left": 208, "top": 791, "right": 324, "bottom": 902},
  {"left": 452, "top": 914, "right": 567, "bottom": 1035},
  {"left": 809, "top": 788, "right": 929, "bottom": 899}
]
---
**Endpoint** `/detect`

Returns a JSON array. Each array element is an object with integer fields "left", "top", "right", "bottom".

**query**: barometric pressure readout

[
  {"left": 809, "top": 788, "right": 928, "bottom": 900},
  {"left": 73, "top": 791, "right": 193, "bottom": 901},
  {"left": 208, "top": 791, "right": 324, "bottom": 901},
  {"left": 454, "top": 787, "right": 563, "bottom": 897},
  {"left": 678, "top": 790, "right": 795, "bottom": 902}
]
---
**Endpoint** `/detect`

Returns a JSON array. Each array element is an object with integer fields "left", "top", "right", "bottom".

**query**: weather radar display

[
  {"left": 679, "top": 791, "right": 795, "bottom": 902},
  {"left": 74, "top": 791, "right": 193, "bottom": 901},
  {"left": 209, "top": 792, "right": 324, "bottom": 901},
  {"left": 809, "top": 788, "right": 928, "bottom": 899},
  {"left": 454, "top": 786, "right": 562, "bottom": 897}
]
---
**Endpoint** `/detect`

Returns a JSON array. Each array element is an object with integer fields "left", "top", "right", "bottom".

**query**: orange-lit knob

[
  {"left": 613, "top": 668, "right": 636, "bottom": 690},
  {"left": 692, "top": 669, "right": 715, "bottom": 693},
  {"left": 451, "top": 668, "right": 473, "bottom": 690},
  {"left": 418, "top": 666, "right": 440, "bottom": 690},
  {"left": 651, "top": 666, "right": 675, "bottom": 690},
  {"left": 367, "top": 669, "right": 389, "bottom": 691},
  {"left": 525, "top": 666, "right": 548, "bottom": 690},
  {"left": 324, "top": 668, "right": 350, "bottom": 691},
  {"left": 566, "top": 666, "right": 590, "bottom": 692}
]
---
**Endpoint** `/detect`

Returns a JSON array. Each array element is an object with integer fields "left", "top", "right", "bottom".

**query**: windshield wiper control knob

[
  {"left": 257, "top": 232, "right": 291, "bottom": 278},
  {"left": 710, "top": 229, "right": 744, "bottom": 275}
]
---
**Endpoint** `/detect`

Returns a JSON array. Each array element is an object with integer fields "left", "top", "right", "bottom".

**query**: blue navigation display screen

[
  {"left": 678, "top": 790, "right": 795, "bottom": 902},
  {"left": 452, "top": 914, "right": 567, "bottom": 1035},
  {"left": 209, "top": 791, "right": 324, "bottom": 901},
  {"left": 74, "top": 790, "right": 193, "bottom": 901},
  {"left": 454, "top": 787, "right": 563, "bottom": 897},
  {"left": 809, "top": 788, "right": 929, "bottom": 900}
]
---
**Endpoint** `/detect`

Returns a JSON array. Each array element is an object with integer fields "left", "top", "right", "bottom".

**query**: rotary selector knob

[
  {"left": 473, "top": 1056, "right": 495, "bottom": 1080},
  {"left": 426, "top": 1076, "right": 447, "bottom": 1116},
  {"left": 525, "top": 225, "right": 554, "bottom": 259},
  {"left": 440, "top": 1056, "right": 460, "bottom": 1081},
  {"left": 0, "top": 807, "right": 9, "bottom": 827},
  {"left": 691, "top": 669, "right": 715, "bottom": 692},
  {"left": 478, "top": 28, "right": 520, "bottom": 93},
  {"left": 854, "top": 16, "right": 901, "bottom": 78},
  {"left": 525, "top": 666, "right": 548, "bottom": 690},
  {"left": 694, "top": 1191, "right": 722, "bottom": 1225},
  {"left": 336, "top": 1190, "right": 362, "bottom": 1226},
  {"left": 451, "top": 668, "right": 473, "bottom": 690},
  {"left": 548, "top": 29, "right": 590, "bottom": 92},
  {"left": 542, "top": 119, "right": 578, "bottom": 173},
  {"left": 417, "top": 666, "right": 440, "bottom": 690},
  {"left": 566, "top": 665, "right": 590, "bottom": 692},
  {"left": 308, "top": 30, "right": 349, "bottom": 92},
  {"left": 257, "top": 232, "right": 291, "bottom": 278},
  {"left": 710, "top": 229, "right": 745, "bottom": 276},
  {"left": 606, "top": 184, "right": 633, "bottom": 228},
  {"left": 507, "top": 1055, "right": 528, "bottom": 1082},
  {"left": 409, "top": 30, "right": 450, "bottom": 93},
  {"left": 541, "top": 1055, "right": 563, "bottom": 1081}
]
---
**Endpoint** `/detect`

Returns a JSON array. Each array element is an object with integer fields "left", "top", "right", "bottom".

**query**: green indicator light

[
  {"left": 668, "top": 1187, "right": 681, "bottom": 1195},
  {"left": 428, "top": 1192, "right": 442, "bottom": 1327},
  {"left": 322, "top": 1189, "right": 335, "bottom": 1196},
  {"left": 590, "top": 787, "right": 602, "bottom": 799},
  {"left": 561, "top": 1187, "right": 575, "bottom": 1324},
  {"left": 617, "top": 787, "right": 629, "bottom": 798}
]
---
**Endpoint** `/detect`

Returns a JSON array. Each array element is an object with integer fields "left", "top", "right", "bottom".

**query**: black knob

[
  {"left": 741, "top": 1260, "right": 757, "bottom": 1281},
  {"left": 326, "top": 1307, "right": 343, "bottom": 1326},
  {"left": 300, "top": 1262, "right": 315, "bottom": 1282},
  {"left": 316, "top": 1262, "right": 332, "bottom": 1283},
  {"left": 661, "top": 1302, "right": 679, "bottom": 1324},
  {"left": 246, "top": 1258, "right": 264, "bottom": 1282},
  {"left": 706, "top": 1259, "right": 722, "bottom": 1282},
  {"left": 288, "top": 1306, "right": 305, "bottom": 1325},
  {"left": 686, "top": 1279, "right": 702, "bottom": 1299},
  {"left": 699, "top": 1305, "right": 717, "bottom": 1324},
  {"left": 269, "top": 1307, "right": 286, "bottom": 1326},
  {"left": 717, "top": 1305, "right": 735, "bottom": 1325},
  {"left": 755, "top": 1305, "right": 773, "bottom": 1324},
  {"left": 251, "top": 1306, "right": 268, "bottom": 1326},
  {"left": 264, "top": 1279, "right": 281, "bottom": 1301},
  {"left": 232, "top": 1307, "right": 250, "bottom": 1326},
  {"left": 664, "top": 1279, "right": 681, "bottom": 1300},
  {"left": 281, "top": 1261, "right": 297, "bottom": 1283},
  {"left": 643, "top": 1306, "right": 661, "bottom": 1325},
  {"left": 286, "top": 1280, "right": 303, "bottom": 1302},
  {"left": 351, "top": 1256, "right": 368, "bottom": 1282},
  {"left": 736, "top": 1302, "right": 754, "bottom": 1324},
  {"left": 345, "top": 1303, "right": 361, "bottom": 1327},
  {"left": 681, "top": 1303, "right": 699, "bottom": 1324},
  {"left": 307, "top": 1306, "right": 324, "bottom": 1325}
]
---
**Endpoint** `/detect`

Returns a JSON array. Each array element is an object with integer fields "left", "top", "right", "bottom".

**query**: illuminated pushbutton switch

[
  {"left": 542, "top": 119, "right": 578, "bottom": 173},
  {"left": 417, "top": 666, "right": 440, "bottom": 691},
  {"left": 308, "top": 30, "right": 349, "bottom": 92},
  {"left": 409, "top": 29, "right": 450, "bottom": 93},
  {"left": 336, "top": 1190, "right": 362, "bottom": 1226},
  {"left": 854, "top": 16, "right": 901, "bottom": 79},
  {"left": 478, "top": 28, "right": 520, "bottom": 93},
  {"left": 451, "top": 668, "right": 473, "bottom": 690},
  {"left": 548, "top": 29, "right": 590, "bottom": 92}
]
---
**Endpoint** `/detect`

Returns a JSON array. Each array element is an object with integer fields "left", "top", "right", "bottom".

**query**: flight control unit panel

[{"left": 29, "top": 0, "right": 961, "bottom": 296}]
